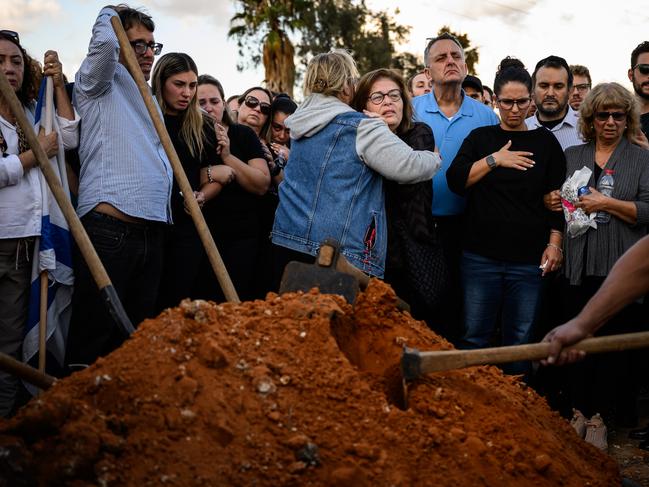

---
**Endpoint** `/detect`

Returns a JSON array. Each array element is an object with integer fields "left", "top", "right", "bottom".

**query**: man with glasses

[
  {"left": 66, "top": 5, "right": 172, "bottom": 368},
  {"left": 569, "top": 65, "right": 592, "bottom": 112},
  {"left": 629, "top": 41, "right": 649, "bottom": 139},
  {"left": 412, "top": 33, "right": 498, "bottom": 342}
]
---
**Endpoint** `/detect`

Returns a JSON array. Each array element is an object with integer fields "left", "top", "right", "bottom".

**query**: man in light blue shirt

[
  {"left": 66, "top": 5, "right": 173, "bottom": 367},
  {"left": 412, "top": 33, "right": 498, "bottom": 342}
]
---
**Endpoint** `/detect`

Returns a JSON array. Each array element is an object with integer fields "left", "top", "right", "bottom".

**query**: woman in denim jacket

[{"left": 271, "top": 50, "right": 440, "bottom": 280}]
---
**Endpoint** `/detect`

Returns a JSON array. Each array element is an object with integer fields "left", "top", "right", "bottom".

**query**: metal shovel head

[{"left": 279, "top": 260, "right": 360, "bottom": 304}]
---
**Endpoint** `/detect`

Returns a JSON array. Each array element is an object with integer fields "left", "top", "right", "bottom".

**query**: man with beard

[
  {"left": 569, "top": 65, "right": 591, "bottom": 112},
  {"left": 629, "top": 41, "right": 649, "bottom": 139},
  {"left": 526, "top": 55, "right": 582, "bottom": 151}
]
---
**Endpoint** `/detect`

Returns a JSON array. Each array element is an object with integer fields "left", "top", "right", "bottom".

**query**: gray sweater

[{"left": 564, "top": 138, "right": 649, "bottom": 285}]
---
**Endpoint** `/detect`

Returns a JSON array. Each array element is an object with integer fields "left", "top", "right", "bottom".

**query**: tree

[
  {"left": 230, "top": 0, "right": 420, "bottom": 95},
  {"left": 437, "top": 26, "right": 479, "bottom": 76},
  {"left": 229, "top": 0, "right": 309, "bottom": 97}
]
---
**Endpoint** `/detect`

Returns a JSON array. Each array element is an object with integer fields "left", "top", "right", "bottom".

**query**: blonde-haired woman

[
  {"left": 271, "top": 50, "right": 441, "bottom": 282},
  {"left": 151, "top": 53, "right": 234, "bottom": 309}
]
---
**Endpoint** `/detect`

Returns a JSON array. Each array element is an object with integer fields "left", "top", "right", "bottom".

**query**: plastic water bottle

[{"left": 595, "top": 169, "right": 615, "bottom": 224}]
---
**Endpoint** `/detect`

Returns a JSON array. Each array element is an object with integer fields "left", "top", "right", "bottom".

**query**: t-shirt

[
  {"left": 203, "top": 123, "right": 267, "bottom": 239},
  {"left": 164, "top": 114, "right": 220, "bottom": 226},
  {"left": 446, "top": 125, "right": 566, "bottom": 264}
]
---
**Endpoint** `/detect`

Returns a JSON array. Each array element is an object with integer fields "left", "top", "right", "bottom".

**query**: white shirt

[
  {"left": 525, "top": 106, "right": 583, "bottom": 151},
  {"left": 0, "top": 105, "right": 79, "bottom": 239}
]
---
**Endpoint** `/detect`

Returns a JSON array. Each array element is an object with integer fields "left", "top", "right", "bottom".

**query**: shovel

[
  {"left": 401, "top": 330, "right": 649, "bottom": 381},
  {"left": 279, "top": 239, "right": 361, "bottom": 304}
]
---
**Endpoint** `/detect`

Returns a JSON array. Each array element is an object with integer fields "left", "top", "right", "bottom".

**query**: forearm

[
  {"left": 466, "top": 158, "right": 491, "bottom": 188},
  {"left": 222, "top": 155, "right": 269, "bottom": 195},
  {"left": 18, "top": 151, "right": 38, "bottom": 171},
  {"left": 574, "top": 235, "right": 649, "bottom": 334},
  {"left": 53, "top": 85, "right": 74, "bottom": 121},
  {"left": 605, "top": 197, "right": 637, "bottom": 224},
  {"left": 200, "top": 181, "right": 224, "bottom": 202}
]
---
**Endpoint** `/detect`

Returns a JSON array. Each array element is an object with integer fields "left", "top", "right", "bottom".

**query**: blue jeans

[{"left": 460, "top": 252, "right": 544, "bottom": 374}]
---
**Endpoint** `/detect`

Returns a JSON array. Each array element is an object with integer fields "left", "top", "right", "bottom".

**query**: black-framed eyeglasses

[
  {"left": 594, "top": 111, "right": 626, "bottom": 122},
  {"left": 574, "top": 83, "right": 591, "bottom": 93},
  {"left": 129, "top": 41, "right": 163, "bottom": 56},
  {"left": 496, "top": 98, "right": 531, "bottom": 110},
  {"left": 369, "top": 89, "right": 402, "bottom": 105},
  {"left": 633, "top": 63, "right": 649, "bottom": 75},
  {"left": 243, "top": 95, "right": 271, "bottom": 115},
  {"left": 0, "top": 30, "right": 19, "bottom": 45}
]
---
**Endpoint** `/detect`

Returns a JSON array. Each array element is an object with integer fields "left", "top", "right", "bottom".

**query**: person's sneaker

[
  {"left": 570, "top": 409, "right": 587, "bottom": 438},
  {"left": 584, "top": 413, "right": 608, "bottom": 451},
  {"left": 629, "top": 425, "right": 649, "bottom": 440}
]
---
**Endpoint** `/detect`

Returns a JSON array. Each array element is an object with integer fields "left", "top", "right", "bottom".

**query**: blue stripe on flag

[{"left": 39, "top": 215, "right": 73, "bottom": 268}]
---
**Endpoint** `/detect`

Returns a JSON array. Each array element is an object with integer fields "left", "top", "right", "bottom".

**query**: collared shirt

[
  {"left": 0, "top": 106, "right": 79, "bottom": 239},
  {"left": 413, "top": 90, "right": 499, "bottom": 216},
  {"left": 74, "top": 7, "right": 173, "bottom": 223},
  {"left": 525, "top": 106, "right": 583, "bottom": 151}
]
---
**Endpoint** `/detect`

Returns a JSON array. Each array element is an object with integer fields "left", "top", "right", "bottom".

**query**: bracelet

[
  {"left": 546, "top": 243, "right": 563, "bottom": 253},
  {"left": 550, "top": 229, "right": 563, "bottom": 236},
  {"left": 207, "top": 165, "right": 214, "bottom": 184}
]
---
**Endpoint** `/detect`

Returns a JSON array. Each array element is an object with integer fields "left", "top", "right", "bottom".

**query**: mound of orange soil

[{"left": 0, "top": 280, "right": 619, "bottom": 486}]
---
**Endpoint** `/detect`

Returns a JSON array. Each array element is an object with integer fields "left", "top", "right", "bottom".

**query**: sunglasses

[
  {"left": 0, "top": 29, "right": 19, "bottom": 45},
  {"left": 633, "top": 63, "right": 649, "bottom": 75},
  {"left": 595, "top": 111, "right": 626, "bottom": 122},
  {"left": 129, "top": 41, "right": 163, "bottom": 56},
  {"left": 244, "top": 95, "right": 271, "bottom": 115}
]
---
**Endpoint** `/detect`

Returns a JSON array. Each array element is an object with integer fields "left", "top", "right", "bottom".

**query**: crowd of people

[{"left": 2, "top": 6, "right": 649, "bottom": 446}]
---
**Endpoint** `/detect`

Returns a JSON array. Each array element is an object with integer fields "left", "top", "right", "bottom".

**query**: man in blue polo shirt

[{"left": 412, "top": 33, "right": 498, "bottom": 342}]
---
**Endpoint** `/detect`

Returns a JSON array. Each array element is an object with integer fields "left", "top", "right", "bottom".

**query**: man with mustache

[
  {"left": 568, "top": 64, "right": 591, "bottom": 112},
  {"left": 526, "top": 55, "right": 581, "bottom": 151},
  {"left": 67, "top": 5, "right": 172, "bottom": 368},
  {"left": 629, "top": 41, "right": 649, "bottom": 139}
]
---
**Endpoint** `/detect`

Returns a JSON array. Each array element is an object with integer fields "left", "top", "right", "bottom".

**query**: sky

[{"left": 3, "top": 0, "right": 648, "bottom": 100}]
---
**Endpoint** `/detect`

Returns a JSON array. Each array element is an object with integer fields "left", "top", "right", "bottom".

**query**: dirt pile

[{"left": 0, "top": 280, "right": 619, "bottom": 486}]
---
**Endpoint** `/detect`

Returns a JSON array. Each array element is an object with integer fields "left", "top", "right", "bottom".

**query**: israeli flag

[{"left": 23, "top": 78, "right": 74, "bottom": 381}]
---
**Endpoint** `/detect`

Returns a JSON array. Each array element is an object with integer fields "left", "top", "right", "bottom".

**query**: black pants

[
  {"left": 427, "top": 215, "right": 464, "bottom": 345},
  {"left": 65, "top": 211, "right": 165, "bottom": 367}
]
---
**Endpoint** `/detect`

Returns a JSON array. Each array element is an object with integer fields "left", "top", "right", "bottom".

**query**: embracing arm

[{"left": 356, "top": 117, "right": 440, "bottom": 183}]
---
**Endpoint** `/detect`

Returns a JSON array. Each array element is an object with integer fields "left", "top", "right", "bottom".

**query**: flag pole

[{"left": 38, "top": 77, "right": 55, "bottom": 374}]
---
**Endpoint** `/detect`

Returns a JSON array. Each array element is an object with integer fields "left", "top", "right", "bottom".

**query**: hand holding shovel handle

[
  {"left": 110, "top": 16, "right": 240, "bottom": 303},
  {"left": 0, "top": 70, "right": 135, "bottom": 337}
]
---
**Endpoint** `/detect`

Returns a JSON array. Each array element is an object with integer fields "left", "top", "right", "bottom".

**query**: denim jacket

[{"left": 272, "top": 110, "right": 387, "bottom": 276}]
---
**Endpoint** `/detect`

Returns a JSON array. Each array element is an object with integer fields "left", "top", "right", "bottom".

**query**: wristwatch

[{"left": 486, "top": 154, "right": 497, "bottom": 169}]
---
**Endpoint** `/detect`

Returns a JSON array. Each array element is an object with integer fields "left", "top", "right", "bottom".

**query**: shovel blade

[{"left": 279, "top": 261, "right": 360, "bottom": 304}]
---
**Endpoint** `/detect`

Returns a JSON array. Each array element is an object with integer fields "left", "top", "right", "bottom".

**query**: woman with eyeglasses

[
  {"left": 195, "top": 75, "right": 270, "bottom": 301},
  {"left": 151, "top": 54, "right": 234, "bottom": 310},
  {"left": 557, "top": 83, "right": 649, "bottom": 428},
  {"left": 271, "top": 50, "right": 440, "bottom": 282},
  {"left": 446, "top": 58, "right": 566, "bottom": 374},
  {"left": 350, "top": 68, "right": 441, "bottom": 325},
  {"left": 0, "top": 30, "right": 79, "bottom": 416}
]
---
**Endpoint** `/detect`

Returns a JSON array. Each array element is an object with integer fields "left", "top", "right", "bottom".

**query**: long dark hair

[
  {"left": 0, "top": 31, "right": 38, "bottom": 106},
  {"left": 151, "top": 52, "right": 203, "bottom": 158}
]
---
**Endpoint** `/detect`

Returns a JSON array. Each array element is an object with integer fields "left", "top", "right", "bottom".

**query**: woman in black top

[
  {"left": 151, "top": 54, "right": 234, "bottom": 310},
  {"left": 447, "top": 58, "right": 566, "bottom": 373},
  {"left": 351, "top": 68, "right": 441, "bottom": 325},
  {"left": 196, "top": 75, "right": 270, "bottom": 302}
]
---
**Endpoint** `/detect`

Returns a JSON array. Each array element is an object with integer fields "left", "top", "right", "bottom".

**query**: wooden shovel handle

[
  {"left": 110, "top": 16, "right": 239, "bottom": 304},
  {"left": 410, "top": 330, "right": 649, "bottom": 377},
  {"left": 0, "top": 352, "right": 55, "bottom": 390}
]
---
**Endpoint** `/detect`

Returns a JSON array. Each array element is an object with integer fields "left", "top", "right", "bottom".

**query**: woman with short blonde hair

[{"left": 271, "top": 51, "right": 441, "bottom": 283}]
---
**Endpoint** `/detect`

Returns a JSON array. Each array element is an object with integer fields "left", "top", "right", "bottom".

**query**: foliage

[{"left": 229, "top": 0, "right": 422, "bottom": 95}]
